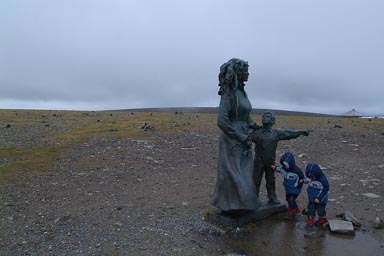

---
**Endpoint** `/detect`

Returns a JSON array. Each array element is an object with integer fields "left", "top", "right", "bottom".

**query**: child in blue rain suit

[
  {"left": 305, "top": 162, "right": 330, "bottom": 227},
  {"left": 273, "top": 152, "right": 306, "bottom": 219}
]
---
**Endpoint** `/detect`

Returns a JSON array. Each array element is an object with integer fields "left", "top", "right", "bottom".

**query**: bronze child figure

[{"left": 250, "top": 111, "right": 310, "bottom": 204}]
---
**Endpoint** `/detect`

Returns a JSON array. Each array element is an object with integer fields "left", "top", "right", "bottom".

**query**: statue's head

[
  {"left": 233, "top": 59, "right": 249, "bottom": 82},
  {"left": 262, "top": 111, "right": 275, "bottom": 125},
  {"left": 218, "top": 58, "right": 249, "bottom": 95}
]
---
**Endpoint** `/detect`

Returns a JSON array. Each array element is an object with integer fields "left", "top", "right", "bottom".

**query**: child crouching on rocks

[
  {"left": 305, "top": 162, "right": 330, "bottom": 228},
  {"left": 272, "top": 152, "right": 308, "bottom": 219}
]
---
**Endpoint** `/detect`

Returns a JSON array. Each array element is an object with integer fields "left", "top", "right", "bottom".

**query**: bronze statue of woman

[{"left": 211, "top": 58, "right": 261, "bottom": 215}]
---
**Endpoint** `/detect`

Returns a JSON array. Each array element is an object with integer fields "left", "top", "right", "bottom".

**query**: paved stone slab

[
  {"left": 328, "top": 220, "right": 355, "bottom": 235},
  {"left": 206, "top": 200, "right": 286, "bottom": 228}
]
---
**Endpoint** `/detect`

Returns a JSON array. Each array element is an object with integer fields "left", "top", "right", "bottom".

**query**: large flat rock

[
  {"left": 206, "top": 200, "right": 286, "bottom": 228},
  {"left": 328, "top": 220, "right": 355, "bottom": 235}
]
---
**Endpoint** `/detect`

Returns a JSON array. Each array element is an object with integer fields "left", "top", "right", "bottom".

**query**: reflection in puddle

[{"left": 213, "top": 215, "right": 383, "bottom": 255}]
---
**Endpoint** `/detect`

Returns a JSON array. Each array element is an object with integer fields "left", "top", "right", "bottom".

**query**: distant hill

[{"left": 114, "top": 107, "right": 334, "bottom": 117}]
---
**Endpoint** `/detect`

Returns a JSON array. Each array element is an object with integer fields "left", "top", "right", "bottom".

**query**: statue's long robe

[{"left": 211, "top": 89, "right": 260, "bottom": 211}]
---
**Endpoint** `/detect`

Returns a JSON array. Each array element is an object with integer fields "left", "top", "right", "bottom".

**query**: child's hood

[
  {"left": 280, "top": 152, "right": 296, "bottom": 171},
  {"left": 306, "top": 162, "right": 323, "bottom": 178}
]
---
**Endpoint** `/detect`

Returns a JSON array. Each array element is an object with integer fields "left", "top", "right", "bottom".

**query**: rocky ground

[{"left": 0, "top": 110, "right": 383, "bottom": 255}]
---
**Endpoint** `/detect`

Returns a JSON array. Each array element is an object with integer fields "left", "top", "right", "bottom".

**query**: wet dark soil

[{"left": 0, "top": 110, "right": 383, "bottom": 255}]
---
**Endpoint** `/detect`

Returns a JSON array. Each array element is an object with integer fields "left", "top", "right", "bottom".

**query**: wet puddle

[{"left": 213, "top": 216, "right": 384, "bottom": 255}]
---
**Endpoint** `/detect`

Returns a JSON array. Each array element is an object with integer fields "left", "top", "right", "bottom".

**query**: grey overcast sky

[{"left": 1, "top": 0, "right": 384, "bottom": 115}]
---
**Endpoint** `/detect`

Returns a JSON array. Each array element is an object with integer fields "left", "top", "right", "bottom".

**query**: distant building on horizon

[{"left": 342, "top": 108, "right": 363, "bottom": 117}]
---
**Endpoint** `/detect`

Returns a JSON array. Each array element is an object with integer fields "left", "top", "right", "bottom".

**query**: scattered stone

[
  {"left": 226, "top": 252, "right": 247, "bottom": 256},
  {"left": 374, "top": 218, "right": 384, "bottom": 229},
  {"left": 140, "top": 123, "right": 153, "bottom": 131},
  {"left": 3, "top": 202, "right": 16, "bottom": 207},
  {"left": 336, "top": 211, "right": 361, "bottom": 226},
  {"left": 362, "top": 193, "right": 380, "bottom": 198},
  {"left": 54, "top": 215, "right": 69, "bottom": 224},
  {"left": 108, "top": 128, "right": 118, "bottom": 132},
  {"left": 328, "top": 220, "right": 355, "bottom": 235}
]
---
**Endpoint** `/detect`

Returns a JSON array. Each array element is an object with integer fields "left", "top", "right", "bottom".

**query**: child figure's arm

[
  {"left": 277, "top": 129, "right": 311, "bottom": 141},
  {"left": 271, "top": 165, "right": 287, "bottom": 175},
  {"left": 273, "top": 165, "right": 304, "bottom": 187}
]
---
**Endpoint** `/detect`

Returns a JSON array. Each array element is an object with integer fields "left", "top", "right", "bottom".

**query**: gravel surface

[{"left": 1, "top": 111, "right": 383, "bottom": 255}]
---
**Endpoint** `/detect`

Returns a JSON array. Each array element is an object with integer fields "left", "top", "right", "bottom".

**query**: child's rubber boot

[
  {"left": 315, "top": 217, "right": 328, "bottom": 227},
  {"left": 292, "top": 207, "right": 300, "bottom": 215},
  {"left": 306, "top": 216, "right": 315, "bottom": 229},
  {"left": 285, "top": 208, "right": 295, "bottom": 220},
  {"left": 285, "top": 207, "right": 300, "bottom": 220}
]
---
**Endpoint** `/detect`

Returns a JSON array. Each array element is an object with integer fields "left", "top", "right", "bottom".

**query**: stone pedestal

[{"left": 206, "top": 200, "right": 286, "bottom": 228}]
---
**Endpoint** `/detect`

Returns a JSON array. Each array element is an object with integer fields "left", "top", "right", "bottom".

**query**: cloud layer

[{"left": 1, "top": 0, "right": 383, "bottom": 115}]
